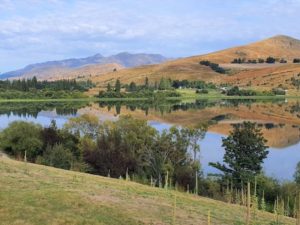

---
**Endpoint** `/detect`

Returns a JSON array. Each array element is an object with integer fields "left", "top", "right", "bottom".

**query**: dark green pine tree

[
  {"left": 129, "top": 82, "right": 137, "bottom": 92},
  {"left": 115, "top": 79, "right": 121, "bottom": 93},
  {"left": 210, "top": 122, "right": 269, "bottom": 184},
  {"left": 107, "top": 83, "right": 112, "bottom": 92},
  {"left": 145, "top": 77, "right": 149, "bottom": 89}
]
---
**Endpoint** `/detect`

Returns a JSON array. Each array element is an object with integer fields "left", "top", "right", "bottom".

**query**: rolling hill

[
  {"left": 0, "top": 156, "right": 295, "bottom": 225},
  {"left": 0, "top": 52, "right": 168, "bottom": 80},
  {"left": 182, "top": 35, "right": 300, "bottom": 64},
  {"left": 89, "top": 35, "right": 300, "bottom": 91}
]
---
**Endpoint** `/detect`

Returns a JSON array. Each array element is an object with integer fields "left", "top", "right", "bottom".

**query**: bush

[
  {"left": 0, "top": 121, "right": 43, "bottom": 161},
  {"left": 272, "top": 88, "right": 286, "bottom": 95},
  {"left": 293, "top": 58, "right": 300, "bottom": 63},
  {"left": 280, "top": 59, "right": 287, "bottom": 63},
  {"left": 226, "top": 86, "right": 256, "bottom": 96},
  {"left": 196, "top": 89, "right": 209, "bottom": 94},
  {"left": 266, "top": 57, "right": 276, "bottom": 64},
  {"left": 40, "top": 144, "right": 74, "bottom": 170}
]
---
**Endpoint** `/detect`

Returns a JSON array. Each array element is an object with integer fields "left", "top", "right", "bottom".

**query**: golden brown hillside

[
  {"left": 220, "top": 63, "right": 300, "bottom": 90},
  {"left": 90, "top": 60, "right": 221, "bottom": 87},
  {"left": 88, "top": 35, "right": 300, "bottom": 90},
  {"left": 184, "top": 35, "right": 300, "bottom": 64}
]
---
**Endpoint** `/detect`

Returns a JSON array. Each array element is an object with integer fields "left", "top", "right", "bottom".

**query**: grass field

[
  {"left": 0, "top": 156, "right": 295, "bottom": 225},
  {"left": 0, "top": 89, "right": 299, "bottom": 103}
]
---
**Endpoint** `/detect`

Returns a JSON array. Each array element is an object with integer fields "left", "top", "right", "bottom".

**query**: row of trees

[
  {"left": 232, "top": 57, "right": 279, "bottom": 64},
  {"left": 226, "top": 86, "right": 257, "bottom": 96},
  {"left": 199, "top": 60, "right": 226, "bottom": 74},
  {"left": 99, "top": 78, "right": 180, "bottom": 99},
  {"left": 225, "top": 86, "right": 286, "bottom": 96},
  {"left": 0, "top": 76, "right": 93, "bottom": 92},
  {"left": 100, "top": 78, "right": 216, "bottom": 98},
  {"left": 232, "top": 57, "right": 300, "bottom": 64}
]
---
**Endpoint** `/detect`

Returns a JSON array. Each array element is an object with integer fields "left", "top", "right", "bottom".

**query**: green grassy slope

[{"left": 0, "top": 157, "right": 295, "bottom": 225}]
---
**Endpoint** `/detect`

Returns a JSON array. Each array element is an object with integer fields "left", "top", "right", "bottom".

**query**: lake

[{"left": 1, "top": 99, "right": 300, "bottom": 181}]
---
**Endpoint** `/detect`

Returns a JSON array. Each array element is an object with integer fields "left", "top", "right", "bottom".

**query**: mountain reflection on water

[{"left": 0, "top": 98, "right": 300, "bottom": 180}]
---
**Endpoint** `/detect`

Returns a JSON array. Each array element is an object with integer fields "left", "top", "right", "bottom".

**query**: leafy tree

[
  {"left": 65, "top": 114, "right": 100, "bottom": 138},
  {"left": 158, "top": 77, "right": 172, "bottom": 90},
  {"left": 83, "top": 115, "right": 157, "bottom": 177},
  {"left": 115, "top": 79, "right": 121, "bottom": 93},
  {"left": 0, "top": 121, "right": 43, "bottom": 161},
  {"left": 210, "top": 122, "right": 269, "bottom": 183},
  {"left": 294, "top": 162, "right": 300, "bottom": 184},
  {"left": 185, "top": 126, "right": 206, "bottom": 161}
]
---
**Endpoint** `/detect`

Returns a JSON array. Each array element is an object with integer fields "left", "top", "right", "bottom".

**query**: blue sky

[{"left": 0, "top": 0, "right": 299, "bottom": 72}]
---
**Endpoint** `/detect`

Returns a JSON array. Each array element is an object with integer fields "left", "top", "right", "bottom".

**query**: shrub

[
  {"left": 272, "top": 88, "right": 286, "bottom": 95},
  {"left": 226, "top": 86, "right": 256, "bottom": 96},
  {"left": 293, "top": 58, "right": 300, "bottom": 63},
  {"left": 40, "top": 144, "right": 74, "bottom": 170},
  {"left": 196, "top": 89, "right": 209, "bottom": 94},
  {"left": 266, "top": 57, "right": 276, "bottom": 64},
  {"left": 279, "top": 59, "right": 287, "bottom": 63},
  {"left": 0, "top": 121, "right": 43, "bottom": 161}
]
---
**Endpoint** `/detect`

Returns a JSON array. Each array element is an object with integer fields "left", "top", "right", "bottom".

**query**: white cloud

[{"left": 0, "top": 0, "right": 299, "bottom": 71}]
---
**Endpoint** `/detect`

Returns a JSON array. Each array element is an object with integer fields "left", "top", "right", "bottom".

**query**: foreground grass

[{"left": 0, "top": 157, "right": 295, "bottom": 225}]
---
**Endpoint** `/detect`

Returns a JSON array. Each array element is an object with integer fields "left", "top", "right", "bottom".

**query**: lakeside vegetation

[
  {"left": 0, "top": 75, "right": 298, "bottom": 102},
  {"left": 1, "top": 115, "right": 299, "bottom": 222},
  {"left": 0, "top": 77, "right": 93, "bottom": 99},
  {"left": 97, "top": 77, "right": 291, "bottom": 102}
]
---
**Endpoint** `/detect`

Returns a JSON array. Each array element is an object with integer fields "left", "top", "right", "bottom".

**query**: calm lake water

[{"left": 1, "top": 99, "right": 300, "bottom": 181}]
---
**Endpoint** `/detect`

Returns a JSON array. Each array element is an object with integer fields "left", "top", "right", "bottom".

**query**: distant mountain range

[{"left": 0, "top": 52, "right": 168, "bottom": 80}]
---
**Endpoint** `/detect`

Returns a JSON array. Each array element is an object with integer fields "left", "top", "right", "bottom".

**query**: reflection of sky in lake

[
  {"left": 0, "top": 111, "right": 76, "bottom": 130},
  {"left": 1, "top": 111, "right": 300, "bottom": 181},
  {"left": 151, "top": 121, "right": 300, "bottom": 181}
]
